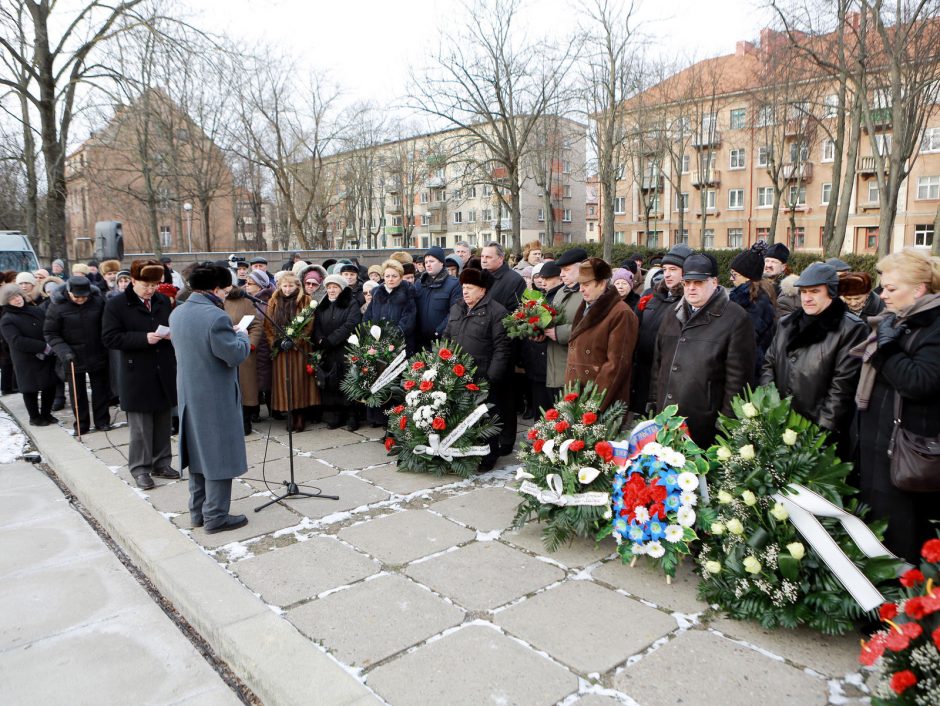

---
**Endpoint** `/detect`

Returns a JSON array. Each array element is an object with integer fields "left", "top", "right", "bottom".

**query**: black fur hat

[
  {"left": 188, "top": 264, "right": 231, "bottom": 291},
  {"left": 459, "top": 267, "right": 494, "bottom": 290}
]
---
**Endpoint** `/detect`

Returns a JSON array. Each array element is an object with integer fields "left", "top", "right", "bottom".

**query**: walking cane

[{"left": 69, "top": 360, "right": 81, "bottom": 443}]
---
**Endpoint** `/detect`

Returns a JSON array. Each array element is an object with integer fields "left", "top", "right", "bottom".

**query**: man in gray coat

[
  {"left": 545, "top": 247, "right": 587, "bottom": 400},
  {"left": 170, "top": 264, "right": 252, "bottom": 534}
]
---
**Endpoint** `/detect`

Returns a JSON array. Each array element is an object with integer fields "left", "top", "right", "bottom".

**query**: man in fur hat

[
  {"left": 102, "top": 260, "right": 178, "bottom": 489},
  {"left": 99, "top": 259, "right": 122, "bottom": 292}
]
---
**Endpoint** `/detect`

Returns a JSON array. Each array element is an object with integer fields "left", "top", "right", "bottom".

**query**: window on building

[
  {"left": 915, "top": 224, "right": 935, "bottom": 247},
  {"left": 728, "top": 228, "right": 744, "bottom": 248},
  {"left": 468, "top": 209, "right": 477, "bottom": 223},
  {"left": 788, "top": 226, "right": 806, "bottom": 248},
  {"left": 868, "top": 181, "right": 880, "bottom": 204},
  {"left": 756, "top": 227, "right": 770, "bottom": 243},
  {"left": 420, "top": 191, "right": 429, "bottom": 204},
  {"left": 392, "top": 216, "right": 403, "bottom": 226},
  {"left": 917, "top": 175, "right": 940, "bottom": 200},
  {"left": 824, "top": 94, "right": 839, "bottom": 118},
  {"left": 538, "top": 208, "right": 545, "bottom": 222},
  {"left": 614, "top": 231, "right": 625, "bottom": 244},
  {"left": 588, "top": 221, "right": 595, "bottom": 231},
  {"left": 730, "top": 108, "right": 746, "bottom": 129},
  {"left": 758, "top": 146, "right": 772, "bottom": 167},
  {"left": 704, "top": 190, "right": 717, "bottom": 210},
  {"left": 614, "top": 197, "right": 626, "bottom": 214},
  {"left": 702, "top": 229, "right": 715, "bottom": 248},
  {"left": 453, "top": 211, "right": 463, "bottom": 224},
  {"left": 681, "top": 154, "right": 690, "bottom": 173},
  {"left": 675, "top": 229, "right": 689, "bottom": 244},
  {"left": 862, "top": 226, "right": 879, "bottom": 250},
  {"left": 482, "top": 184, "right": 491, "bottom": 196},
  {"left": 482, "top": 208, "right": 492, "bottom": 221},
  {"left": 647, "top": 193, "right": 661, "bottom": 213},
  {"left": 821, "top": 182, "right": 832, "bottom": 205},
  {"left": 789, "top": 141, "right": 809, "bottom": 163},
  {"left": 562, "top": 209, "right": 572, "bottom": 222},
  {"left": 160, "top": 226, "right": 171, "bottom": 248},
  {"left": 563, "top": 160, "right": 572, "bottom": 173},
  {"left": 921, "top": 127, "right": 940, "bottom": 153},
  {"left": 874, "top": 133, "right": 892, "bottom": 155},
  {"left": 421, "top": 214, "right": 430, "bottom": 226},
  {"left": 822, "top": 139, "right": 835, "bottom": 162},
  {"left": 468, "top": 186, "right": 477, "bottom": 198},
  {"left": 436, "top": 236, "right": 447, "bottom": 247},
  {"left": 675, "top": 192, "right": 689, "bottom": 212},
  {"left": 451, "top": 188, "right": 461, "bottom": 201},
  {"left": 756, "top": 105, "right": 775, "bottom": 127},
  {"left": 563, "top": 184, "right": 572, "bottom": 197},
  {"left": 787, "top": 185, "right": 807, "bottom": 206},
  {"left": 646, "top": 230, "right": 661, "bottom": 247},
  {"left": 757, "top": 186, "right": 774, "bottom": 207},
  {"left": 672, "top": 116, "right": 691, "bottom": 137},
  {"left": 730, "top": 148, "right": 746, "bottom": 170},
  {"left": 728, "top": 189, "right": 744, "bottom": 209}
]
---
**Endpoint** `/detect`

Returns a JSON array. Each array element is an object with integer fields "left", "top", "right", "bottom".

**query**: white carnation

[
  {"left": 664, "top": 525, "right": 684, "bottom": 543},
  {"left": 677, "top": 506, "right": 696, "bottom": 527},
  {"left": 646, "top": 541, "right": 665, "bottom": 558},
  {"left": 677, "top": 472, "right": 699, "bottom": 492}
]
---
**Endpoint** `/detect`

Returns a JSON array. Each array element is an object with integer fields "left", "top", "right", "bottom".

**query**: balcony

[
  {"left": 425, "top": 176, "right": 445, "bottom": 188},
  {"left": 781, "top": 162, "right": 813, "bottom": 181},
  {"left": 386, "top": 202, "right": 402, "bottom": 215},
  {"left": 692, "top": 130, "right": 721, "bottom": 149},
  {"left": 691, "top": 169, "right": 720, "bottom": 187},
  {"left": 863, "top": 107, "right": 892, "bottom": 131},
  {"left": 640, "top": 175, "right": 664, "bottom": 191},
  {"left": 385, "top": 225, "right": 403, "bottom": 236},
  {"left": 427, "top": 200, "right": 446, "bottom": 211},
  {"left": 858, "top": 155, "right": 889, "bottom": 175},
  {"left": 490, "top": 217, "right": 512, "bottom": 231},
  {"left": 429, "top": 223, "right": 447, "bottom": 233}
]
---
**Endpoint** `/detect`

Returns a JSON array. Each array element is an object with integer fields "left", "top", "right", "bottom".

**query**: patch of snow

[
  {"left": 0, "top": 416, "right": 27, "bottom": 463},
  {"left": 476, "top": 529, "right": 501, "bottom": 542}
]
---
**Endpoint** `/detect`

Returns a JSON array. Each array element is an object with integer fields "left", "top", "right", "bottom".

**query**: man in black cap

[
  {"left": 825, "top": 257, "right": 851, "bottom": 275},
  {"left": 631, "top": 243, "right": 691, "bottom": 414},
  {"left": 649, "top": 253, "right": 755, "bottom": 447},
  {"left": 43, "top": 275, "right": 111, "bottom": 434},
  {"left": 249, "top": 256, "right": 268, "bottom": 273},
  {"left": 544, "top": 247, "right": 586, "bottom": 402},
  {"left": 539, "top": 261, "right": 563, "bottom": 297},
  {"left": 763, "top": 243, "right": 790, "bottom": 282},
  {"left": 415, "top": 246, "right": 460, "bottom": 350}
]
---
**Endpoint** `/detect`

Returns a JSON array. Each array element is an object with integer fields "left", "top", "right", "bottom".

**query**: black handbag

[{"left": 888, "top": 391, "right": 940, "bottom": 492}]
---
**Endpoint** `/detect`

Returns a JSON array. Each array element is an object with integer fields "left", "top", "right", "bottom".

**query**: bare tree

[{"left": 411, "top": 0, "right": 578, "bottom": 255}]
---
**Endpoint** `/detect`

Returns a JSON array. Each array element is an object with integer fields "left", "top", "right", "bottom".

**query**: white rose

[
  {"left": 726, "top": 518, "right": 744, "bottom": 535},
  {"left": 705, "top": 560, "right": 722, "bottom": 574},
  {"left": 577, "top": 466, "right": 601, "bottom": 485},
  {"left": 782, "top": 428, "right": 798, "bottom": 446},
  {"left": 716, "top": 446, "right": 732, "bottom": 461},
  {"left": 742, "top": 402, "right": 759, "bottom": 418},
  {"left": 743, "top": 555, "right": 762, "bottom": 574},
  {"left": 787, "top": 542, "right": 805, "bottom": 561},
  {"left": 677, "top": 472, "right": 699, "bottom": 492},
  {"left": 717, "top": 490, "right": 733, "bottom": 505},
  {"left": 347, "top": 334, "right": 359, "bottom": 346},
  {"left": 770, "top": 503, "right": 789, "bottom": 521},
  {"left": 741, "top": 490, "right": 757, "bottom": 506},
  {"left": 738, "top": 444, "right": 756, "bottom": 461},
  {"left": 710, "top": 522, "right": 725, "bottom": 535}
]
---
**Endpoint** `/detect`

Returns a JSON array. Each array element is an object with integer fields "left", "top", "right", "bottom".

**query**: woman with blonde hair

[
  {"left": 853, "top": 248, "right": 940, "bottom": 562},
  {"left": 514, "top": 241, "right": 543, "bottom": 271},
  {"left": 265, "top": 272, "right": 319, "bottom": 432}
]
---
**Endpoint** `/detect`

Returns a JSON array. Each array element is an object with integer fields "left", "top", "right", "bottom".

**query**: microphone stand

[{"left": 247, "top": 295, "right": 338, "bottom": 512}]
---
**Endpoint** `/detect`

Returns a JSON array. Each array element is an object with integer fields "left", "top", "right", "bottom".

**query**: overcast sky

[{"left": 188, "top": 0, "right": 773, "bottom": 108}]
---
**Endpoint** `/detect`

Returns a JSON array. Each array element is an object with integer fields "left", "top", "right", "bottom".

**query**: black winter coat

[
  {"left": 101, "top": 287, "right": 177, "bottom": 413},
  {"left": 444, "top": 293, "right": 511, "bottom": 381},
  {"left": 312, "top": 287, "right": 362, "bottom": 395},
  {"left": 729, "top": 283, "right": 777, "bottom": 380},
  {"left": 0, "top": 305, "right": 56, "bottom": 393},
  {"left": 760, "top": 298, "right": 867, "bottom": 433},
  {"left": 650, "top": 287, "right": 756, "bottom": 448},
  {"left": 415, "top": 270, "right": 461, "bottom": 348},
  {"left": 631, "top": 284, "right": 682, "bottom": 413},
  {"left": 43, "top": 287, "right": 108, "bottom": 375},
  {"left": 365, "top": 281, "right": 417, "bottom": 354},
  {"left": 486, "top": 263, "right": 526, "bottom": 312},
  {"left": 856, "top": 299, "right": 940, "bottom": 563}
]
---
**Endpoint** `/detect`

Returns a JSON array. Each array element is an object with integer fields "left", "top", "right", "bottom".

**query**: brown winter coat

[
  {"left": 224, "top": 290, "right": 263, "bottom": 407},
  {"left": 265, "top": 290, "right": 320, "bottom": 411},
  {"left": 565, "top": 285, "right": 638, "bottom": 411}
]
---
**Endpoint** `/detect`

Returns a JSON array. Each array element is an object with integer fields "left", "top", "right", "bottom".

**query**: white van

[{"left": 0, "top": 231, "right": 40, "bottom": 272}]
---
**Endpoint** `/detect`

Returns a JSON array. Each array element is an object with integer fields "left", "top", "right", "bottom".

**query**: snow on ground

[{"left": 0, "top": 412, "right": 27, "bottom": 464}]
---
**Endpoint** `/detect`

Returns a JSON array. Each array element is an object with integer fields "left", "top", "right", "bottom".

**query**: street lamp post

[{"left": 183, "top": 202, "right": 193, "bottom": 253}]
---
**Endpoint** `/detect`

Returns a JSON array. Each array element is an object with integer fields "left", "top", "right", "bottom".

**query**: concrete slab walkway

[{"left": 1, "top": 395, "right": 875, "bottom": 705}]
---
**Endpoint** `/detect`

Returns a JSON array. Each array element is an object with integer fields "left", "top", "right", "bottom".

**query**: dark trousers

[
  {"left": 127, "top": 409, "right": 173, "bottom": 479},
  {"left": 545, "top": 386, "right": 562, "bottom": 410},
  {"left": 23, "top": 386, "right": 56, "bottom": 419},
  {"left": 489, "top": 380, "right": 517, "bottom": 453},
  {"left": 530, "top": 381, "right": 553, "bottom": 420},
  {"left": 1, "top": 362, "right": 16, "bottom": 394},
  {"left": 188, "top": 471, "right": 234, "bottom": 527},
  {"left": 68, "top": 367, "right": 110, "bottom": 431}
]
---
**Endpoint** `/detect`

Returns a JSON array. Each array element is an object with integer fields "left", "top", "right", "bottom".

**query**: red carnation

[
  {"left": 554, "top": 421, "right": 569, "bottom": 433},
  {"left": 900, "top": 568, "right": 925, "bottom": 587},
  {"left": 922, "top": 537, "right": 940, "bottom": 563},
  {"left": 404, "top": 380, "right": 416, "bottom": 390},
  {"left": 392, "top": 405, "right": 405, "bottom": 415},
  {"left": 546, "top": 306, "right": 557, "bottom": 315},
  {"left": 544, "top": 408, "right": 560, "bottom": 421},
  {"left": 933, "top": 625, "right": 940, "bottom": 651},
  {"left": 582, "top": 412, "right": 598, "bottom": 425},
  {"left": 527, "top": 428, "right": 538, "bottom": 440},
  {"left": 384, "top": 437, "right": 395, "bottom": 452},
  {"left": 569, "top": 439, "right": 585, "bottom": 452},
  {"left": 305, "top": 364, "right": 314, "bottom": 375},
  {"left": 438, "top": 348, "right": 453, "bottom": 360},
  {"left": 525, "top": 316, "right": 538, "bottom": 324},
  {"left": 595, "top": 441, "right": 614, "bottom": 461},
  {"left": 466, "top": 383, "right": 480, "bottom": 391},
  {"left": 399, "top": 416, "right": 408, "bottom": 430},
  {"left": 412, "top": 361, "right": 425, "bottom": 371},
  {"left": 879, "top": 603, "right": 898, "bottom": 621},
  {"left": 533, "top": 439, "right": 545, "bottom": 452},
  {"left": 351, "top": 356, "right": 359, "bottom": 362},
  {"left": 884, "top": 629, "right": 911, "bottom": 652},
  {"left": 525, "top": 300, "right": 537, "bottom": 308},
  {"left": 432, "top": 417, "right": 446, "bottom": 431},
  {"left": 563, "top": 393, "right": 578, "bottom": 402},
  {"left": 859, "top": 634, "right": 887, "bottom": 666},
  {"left": 890, "top": 670, "right": 917, "bottom": 695},
  {"left": 419, "top": 380, "right": 434, "bottom": 392},
  {"left": 514, "top": 310, "right": 525, "bottom": 319},
  {"left": 453, "top": 364, "right": 466, "bottom": 377}
]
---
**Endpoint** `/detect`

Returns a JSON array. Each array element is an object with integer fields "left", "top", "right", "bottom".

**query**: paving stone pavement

[{"left": 24, "top": 403, "right": 874, "bottom": 705}]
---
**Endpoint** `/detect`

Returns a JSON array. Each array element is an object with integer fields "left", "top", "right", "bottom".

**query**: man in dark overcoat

[
  {"left": 169, "top": 264, "right": 251, "bottom": 534},
  {"left": 102, "top": 259, "right": 178, "bottom": 490}
]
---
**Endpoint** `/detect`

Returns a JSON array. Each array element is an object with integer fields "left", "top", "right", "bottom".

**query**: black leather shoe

[
  {"left": 204, "top": 514, "right": 248, "bottom": 534},
  {"left": 152, "top": 467, "right": 180, "bottom": 479},
  {"left": 51, "top": 400, "right": 65, "bottom": 411},
  {"left": 96, "top": 424, "right": 113, "bottom": 432},
  {"left": 42, "top": 414, "right": 58, "bottom": 423},
  {"left": 29, "top": 417, "right": 49, "bottom": 427},
  {"left": 134, "top": 473, "right": 155, "bottom": 490},
  {"left": 499, "top": 446, "right": 514, "bottom": 456},
  {"left": 345, "top": 418, "right": 359, "bottom": 432}
]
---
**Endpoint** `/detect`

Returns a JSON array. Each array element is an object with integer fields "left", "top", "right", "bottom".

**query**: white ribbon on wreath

[
  {"left": 518, "top": 473, "right": 610, "bottom": 507},
  {"left": 772, "top": 483, "right": 905, "bottom": 612},
  {"left": 413, "top": 403, "right": 492, "bottom": 461},
  {"left": 368, "top": 350, "right": 409, "bottom": 394}
]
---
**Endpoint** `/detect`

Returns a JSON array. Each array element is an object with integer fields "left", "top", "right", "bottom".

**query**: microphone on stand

[{"left": 243, "top": 292, "right": 266, "bottom": 305}]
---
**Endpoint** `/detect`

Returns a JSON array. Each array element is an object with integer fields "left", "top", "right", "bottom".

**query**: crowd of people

[{"left": 0, "top": 242, "right": 936, "bottom": 551}]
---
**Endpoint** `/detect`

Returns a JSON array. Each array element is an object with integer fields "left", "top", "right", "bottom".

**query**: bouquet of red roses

[
  {"left": 859, "top": 538, "right": 940, "bottom": 705},
  {"left": 502, "top": 288, "right": 563, "bottom": 339}
]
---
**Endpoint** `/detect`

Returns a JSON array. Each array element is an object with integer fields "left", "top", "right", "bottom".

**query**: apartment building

[
  {"left": 321, "top": 117, "right": 587, "bottom": 252},
  {"left": 611, "top": 27, "right": 939, "bottom": 255}
]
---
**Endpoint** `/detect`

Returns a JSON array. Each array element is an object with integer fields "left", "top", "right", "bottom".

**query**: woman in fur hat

[
  {"left": 729, "top": 245, "right": 778, "bottom": 379},
  {"left": 264, "top": 272, "right": 319, "bottom": 432},
  {"left": 312, "top": 274, "right": 362, "bottom": 430}
]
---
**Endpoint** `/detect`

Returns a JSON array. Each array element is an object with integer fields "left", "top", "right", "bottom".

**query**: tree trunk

[{"left": 602, "top": 174, "right": 615, "bottom": 261}]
